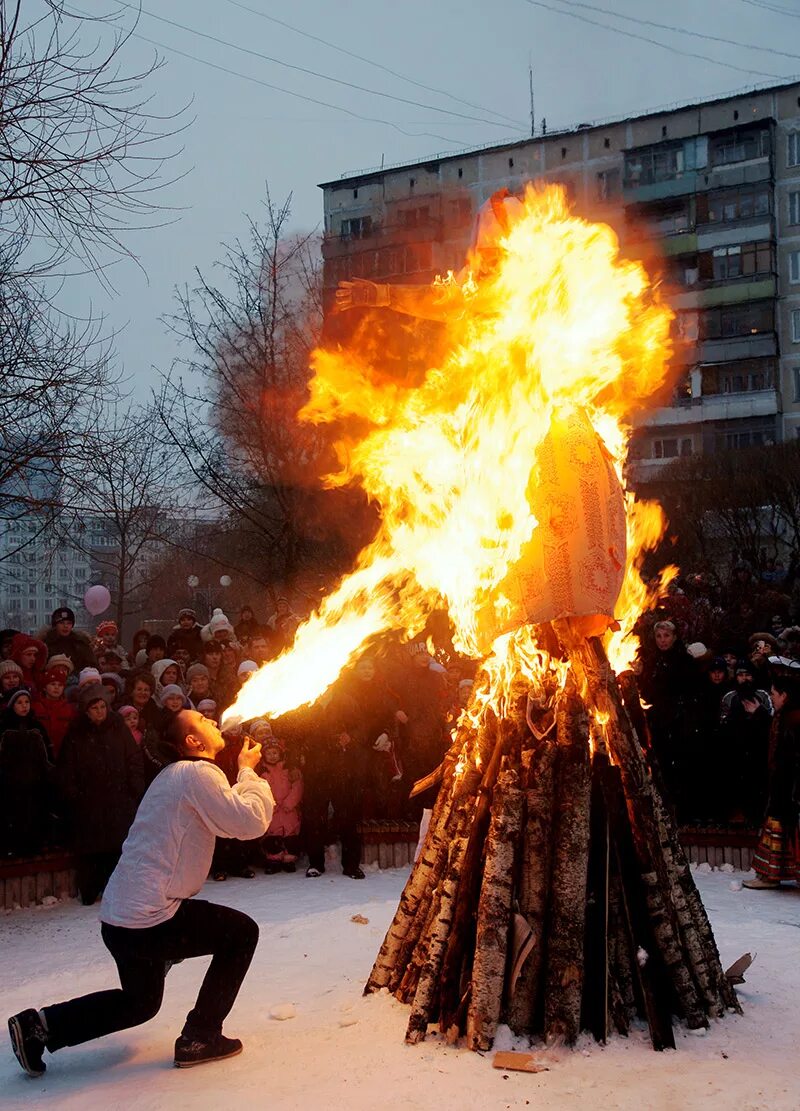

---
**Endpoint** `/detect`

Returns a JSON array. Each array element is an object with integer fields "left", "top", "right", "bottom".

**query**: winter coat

[
  {"left": 637, "top": 641, "right": 697, "bottom": 718},
  {"left": 32, "top": 695, "right": 77, "bottom": 760},
  {"left": 43, "top": 628, "right": 96, "bottom": 673},
  {"left": 260, "top": 760, "right": 303, "bottom": 838},
  {"left": 234, "top": 617, "right": 263, "bottom": 644},
  {"left": 166, "top": 623, "right": 203, "bottom": 662},
  {"left": 10, "top": 634, "right": 48, "bottom": 693},
  {"left": 100, "top": 760, "right": 273, "bottom": 928},
  {"left": 765, "top": 707, "right": 800, "bottom": 826},
  {"left": 0, "top": 712, "right": 53, "bottom": 853},
  {"left": 57, "top": 709, "right": 145, "bottom": 854}
]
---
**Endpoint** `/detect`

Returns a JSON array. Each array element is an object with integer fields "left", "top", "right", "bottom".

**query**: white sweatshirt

[{"left": 100, "top": 759, "right": 274, "bottom": 929}]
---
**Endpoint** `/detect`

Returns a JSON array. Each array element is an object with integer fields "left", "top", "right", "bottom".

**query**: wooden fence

[{"left": 0, "top": 825, "right": 759, "bottom": 910}]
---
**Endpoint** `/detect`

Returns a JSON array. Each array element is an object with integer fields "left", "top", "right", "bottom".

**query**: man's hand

[
  {"left": 238, "top": 736, "right": 262, "bottom": 772},
  {"left": 335, "top": 278, "right": 389, "bottom": 311},
  {"left": 741, "top": 698, "right": 759, "bottom": 715}
]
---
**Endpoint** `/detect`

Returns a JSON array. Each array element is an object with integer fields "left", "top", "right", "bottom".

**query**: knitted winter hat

[
  {"left": 51, "top": 607, "right": 75, "bottom": 626},
  {"left": 250, "top": 718, "right": 274, "bottom": 742},
  {"left": 186, "top": 663, "right": 210, "bottom": 683},
  {"left": 177, "top": 607, "right": 197, "bottom": 621},
  {"left": 118, "top": 704, "right": 138, "bottom": 719},
  {"left": 709, "top": 657, "right": 727, "bottom": 672},
  {"left": 202, "top": 608, "right": 234, "bottom": 642},
  {"left": 46, "top": 653, "right": 74, "bottom": 675},
  {"left": 96, "top": 620, "right": 118, "bottom": 638},
  {"left": 78, "top": 682, "right": 111, "bottom": 710},
  {"left": 237, "top": 659, "right": 258, "bottom": 677},
  {"left": 197, "top": 698, "right": 217, "bottom": 716},
  {"left": 158, "top": 684, "right": 186, "bottom": 707},
  {"left": 101, "top": 672, "right": 124, "bottom": 694},
  {"left": 6, "top": 687, "right": 33, "bottom": 712},
  {"left": 78, "top": 667, "right": 102, "bottom": 687},
  {"left": 0, "top": 659, "right": 23, "bottom": 679},
  {"left": 43, "top": 667, "right": 68, "bottom": 686}
]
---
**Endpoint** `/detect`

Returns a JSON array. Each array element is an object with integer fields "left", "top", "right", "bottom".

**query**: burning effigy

[{"left": 223, "top": 184, "right": 740, "bottom": 1051}]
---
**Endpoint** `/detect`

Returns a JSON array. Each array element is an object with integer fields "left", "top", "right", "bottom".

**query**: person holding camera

[{"left": 9, "top": 710, "right": 274, "bottom": 1077}]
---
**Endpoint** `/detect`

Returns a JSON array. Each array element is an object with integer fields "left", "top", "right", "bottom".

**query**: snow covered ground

[{"left": 1, "top": 862, "right": 799, "bottom": 1111}]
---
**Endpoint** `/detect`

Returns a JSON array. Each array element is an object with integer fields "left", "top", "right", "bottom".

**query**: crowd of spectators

[
  {"left": 1, "top": 555, "right": 798, "bottom": 899},
  {"left": 0, "top": 599, "right": 464, "bottom": 896}
]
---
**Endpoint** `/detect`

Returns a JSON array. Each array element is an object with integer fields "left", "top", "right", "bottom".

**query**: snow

[{"left": 2, "top": 868, "right": 800, "bottom": 1110}]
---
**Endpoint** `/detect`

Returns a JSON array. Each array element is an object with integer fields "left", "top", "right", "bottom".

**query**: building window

[
  {"left": 652, "top": 437, "right": 692, "bottom": 460},
  {"left": 447, "top": 197, "right": 472, "bottom": 227},
  {"left": 723, "top": 427, "right": 773, "bottom": 450},
  {"left": 789, "top": 131, "right": 800, "bottom": 167},
  {"left": 700, "top": 300, "right": 773, "bottom": 340},
  {"left": 790, "top": 251, "right": 800, "bottom": 283},
  {"left": 704, "top": 186, "right": 770, "bottom": 224},
  {"left": 793, "top": 309, "right": 800, "bottom": 343},
  {"left": 711, "top": 128, "right": 769, "bottom": 167},
  {"left": 341, "top": 216, "right": 372, "bottom": 239},
  {"left": 793, "top": 366, "right": 800, "bottom": 402},
  {"left": 790, "top": 191, "right": 800, "bottom": 225},
  {"left": 596, "top": 169, "right": 620, "bottom": 202}
]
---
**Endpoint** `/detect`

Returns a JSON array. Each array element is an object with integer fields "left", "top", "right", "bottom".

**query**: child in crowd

[
  {"left": 237, "top": 660, "right": 258, "bottom": 687},
  {"left": 10, "top": 635, "right": 48, "bottom": 695},
  {"left": 151, "top": 659, "right": 185, "bottom": 700},
  {"left": 0, "top": 660, "right": 23, "bottom": 707},
  {"left": 118, "top": 705, "right": 143, "bottom": 745},
  {"left": 33, "top": 668, "right": 77, "bottom": 760},
  {"left": 101, "top": 673, "right": 125, "bottom": 709},
  {"left": 157, "top": 684, "right": 188, "bottom": 735},
  {"left": 197, "top": 698, "right": 218, "bottom": 722},
  {"left": 186, "top": 664, "right": 211, "bottom": 707},
  {"left": 256, "top": 722, "right": 303, "bottom": 874},
  {"left": 0, "top": 689, "right": 53, "bottom": 857}
]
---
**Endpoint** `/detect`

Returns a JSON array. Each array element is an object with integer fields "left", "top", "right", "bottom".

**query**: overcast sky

[{"left": 72, "top": 0, "right": 800, "bottom": 394}]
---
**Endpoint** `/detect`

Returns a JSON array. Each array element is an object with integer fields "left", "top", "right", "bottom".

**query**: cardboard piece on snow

[
  {"left": 725, "top": 951, "right": 755, "bottom": 985},
  {"left": 492, "top": 1051, "right": 548, "bottom": 1073}
]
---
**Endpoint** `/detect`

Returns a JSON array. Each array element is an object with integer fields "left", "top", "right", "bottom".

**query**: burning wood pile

[
  {"left": 222, "top": 183, "right": 740, "bottom": 1052},
  {"left": 365, "top": 627, "right": 740, "bottom": 1051}
]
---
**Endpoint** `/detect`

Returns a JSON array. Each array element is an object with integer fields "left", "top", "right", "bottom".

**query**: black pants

[
  {"left": 42, "top": 899, "right": 259, "bottom": 1051},
  {"left": 304, "top": 780, "right": 362, "bottom": 874}
]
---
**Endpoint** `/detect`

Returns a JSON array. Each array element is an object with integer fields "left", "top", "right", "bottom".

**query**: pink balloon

[{"left": 84, "top": 584, "right": 111, "bottom": 616}]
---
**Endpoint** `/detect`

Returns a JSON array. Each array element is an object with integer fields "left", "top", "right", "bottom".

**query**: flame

[{"left": 224, "top": 184, "right": 674, "bottom": 728}]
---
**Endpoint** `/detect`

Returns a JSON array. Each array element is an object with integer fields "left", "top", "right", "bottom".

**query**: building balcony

[
  {"left": 636, "top": 387, "right": 779, "bottom": 429},
  {"left": 695, "top": 217, "right": 773, "bottom": 251},
  {"left": 623, "top": 156, "right": 771, "bottom": 204},
  {"left": 671, "top": 276, "right": 775, "bottom": 310},
  {"left": 696, "top": 332, "right": 777, "bottom": 362}
]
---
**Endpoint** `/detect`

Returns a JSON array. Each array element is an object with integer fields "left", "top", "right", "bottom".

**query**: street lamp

[{"left": 186, "top": 574, "right": 232, "bottom": 621}]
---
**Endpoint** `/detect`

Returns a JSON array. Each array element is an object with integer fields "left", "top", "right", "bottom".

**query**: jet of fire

[{"left": 224, "top": 184, "right": 674, "bottom": 727}]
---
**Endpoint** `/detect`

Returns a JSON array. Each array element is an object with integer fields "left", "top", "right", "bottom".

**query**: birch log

[{"left": 466, "top": 766, "right": 524, "bottom": 1051}]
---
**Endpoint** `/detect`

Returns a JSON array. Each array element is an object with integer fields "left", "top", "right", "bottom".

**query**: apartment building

[{"left": 319, "top": 79, "right": 800, "bottom": 481}]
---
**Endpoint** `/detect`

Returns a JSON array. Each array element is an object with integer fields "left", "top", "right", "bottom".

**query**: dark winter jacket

[
  {"left": 57, "top": 705, "right": 145, "bottom": 853},
  {"left": 0, "top": 710, "right": 53, "bottom": 853},
  {"left": 637, "top": 641, "right": 697, "bottom": 718},
  {"left": 765, "top": 707, "right": 800, "bottom": 826},
  {"left": 166, "top": 623, "right": 203, "bottom": 662},
  {"left": 44, "top": 628, "right": 97, "bottom": 673}
]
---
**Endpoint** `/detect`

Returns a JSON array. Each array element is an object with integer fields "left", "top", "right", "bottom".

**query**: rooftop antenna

[{"left": 528, "top": 56, "right": 535, "bottom": 138}]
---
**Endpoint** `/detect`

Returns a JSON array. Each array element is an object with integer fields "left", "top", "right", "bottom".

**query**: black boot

[
  {"left": 8, "top": 1009, "right": 48, "bottom": 1078},
  {"left": 174, "top": 1032, "right": 243, "bottom": 1068},
  {"left": 344, "top": 866, "right": 365, "bottom": 879}
]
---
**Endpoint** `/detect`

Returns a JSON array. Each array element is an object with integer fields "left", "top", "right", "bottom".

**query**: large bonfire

[{"left": 224, "top": 183, "right": 740, "bottom": 1051}]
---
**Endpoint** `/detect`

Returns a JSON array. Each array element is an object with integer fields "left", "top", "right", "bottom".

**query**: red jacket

[
  {"left": 10, "top": 633, "right": 48, "bottom": 694},
  {"left": 33, "top": 696, "right": 77, "bottom": 759}
]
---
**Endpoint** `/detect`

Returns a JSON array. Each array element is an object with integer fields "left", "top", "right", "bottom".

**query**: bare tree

[
  {"left": 156, "top": 189, "right": 369, "bottom": 601},
  {"left": 0, "top": 0, "right": 183, "bottom": 282},
  {"left": 0, "top": 0, "right": 183, "bottom": 557},
  {"left": 59, "top": 401, "right": 183, "bottom": 628}
]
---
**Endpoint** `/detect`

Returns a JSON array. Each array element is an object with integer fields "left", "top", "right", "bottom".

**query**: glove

[
  {"left": 373, "top": 732, "right": 391, "bottom": 752},
  {"left": 335, "top": 278, "right": 390, "bottom": 311}
]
